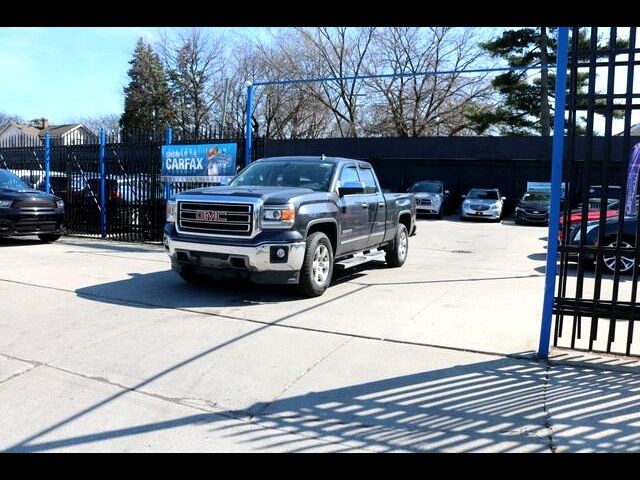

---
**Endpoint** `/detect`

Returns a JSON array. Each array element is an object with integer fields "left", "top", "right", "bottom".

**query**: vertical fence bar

[
  {"left": 164, "top": 127, "right": 172, "bottom": 201},
  {"left": 99, "top": 128, "right": 106, "bottom": 239},
  {"left": 538, "top": 26, "right": 569, "bottom": 359},
  {"left": 245, "top": 82, "right": 254, "bottom": 166},
  {"left": 44, "top": 133, "right": 51, "bottom": 194}
]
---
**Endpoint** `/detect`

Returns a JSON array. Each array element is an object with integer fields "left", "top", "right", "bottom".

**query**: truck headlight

[
  {"left": 0, "top": 200, "right": 12, "bottom": 208},
  {"left": 56, "top": 199, "right": 64, "bottom": 209},
  {"left": 262, "top": 205, "right": 295, "bottom": 228},
  {"left": 166, "top": 200, "right": 177, "bottom": 223}
]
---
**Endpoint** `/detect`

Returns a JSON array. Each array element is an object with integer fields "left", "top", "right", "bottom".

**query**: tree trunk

[{"left": 540, "top": 26, "right": 551, "bottom": 137}]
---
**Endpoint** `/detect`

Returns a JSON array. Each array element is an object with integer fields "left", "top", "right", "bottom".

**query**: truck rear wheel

[
  {"left": 298, "top": 232, "right": 334, "bottom": 297},
  {"left": 385, "top": 224, "right": 408, "bottom": 267}
]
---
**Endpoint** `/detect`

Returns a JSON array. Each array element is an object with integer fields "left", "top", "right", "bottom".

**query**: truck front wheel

[
  {"left": 385, "top": 224, "right": 408, "bottom": 267},
  {"left": 298, "top": 232, "right": 334, "bottom": 297}
]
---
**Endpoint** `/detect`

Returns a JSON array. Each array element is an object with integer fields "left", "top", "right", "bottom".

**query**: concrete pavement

[{"left": 0, "top": 218, "right": 638, "bottom": 452}]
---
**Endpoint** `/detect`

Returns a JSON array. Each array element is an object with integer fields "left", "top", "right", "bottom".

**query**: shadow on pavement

[
  {"left": 7, "top": 356, "right": 640, "bottom": 452},
  {"left": 0, "top": 237, "right": 44, "bottom": 247}
]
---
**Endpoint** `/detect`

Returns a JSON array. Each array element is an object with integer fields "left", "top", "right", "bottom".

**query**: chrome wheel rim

[
  {"left": 399, "top": 230, "right": 408, "bottom": 260},
  {"left": 603, "top": 241, "right": 634, "bottom": 273},
  {"left": 312, "top": 244, "right": 330, "bottom": 287}
]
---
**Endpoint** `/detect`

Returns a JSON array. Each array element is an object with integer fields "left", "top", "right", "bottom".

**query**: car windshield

[
  {"left": 468, "top": 189, "right": 499, "bottom": 200},
  {"left": 229, "top": 161, "right": 335, "bottom": 191},
  {"left": 522, "top": 192, "right": 550, "bottom": 202},
  {"left": 588, "top": 185, "right": 621, "bottom": 199},
  {"left": 0, "top": 169, "right": 30, "bottom": 191},
  {"left": 410, "top": 182, "right": 442, "bottom": 193}
]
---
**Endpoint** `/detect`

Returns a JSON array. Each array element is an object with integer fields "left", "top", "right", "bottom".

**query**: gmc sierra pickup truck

[{"left": 164, "top": 156, "right": 416, "bottom": 296}]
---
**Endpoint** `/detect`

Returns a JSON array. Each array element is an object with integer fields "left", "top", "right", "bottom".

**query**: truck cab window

[
  {"left": 359, "top": 167, "right": 378, "bottom": 194},
  {"left": 339, "top": 165, "right": 360, "bottom": 184}
]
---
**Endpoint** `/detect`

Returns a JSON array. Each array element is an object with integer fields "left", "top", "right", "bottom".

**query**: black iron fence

[
  {"left": 0, "top": 128, "right": 256, "bottom": 242},
  {"left": 554, "top": 26, "right": 640, "bottom": 357}
]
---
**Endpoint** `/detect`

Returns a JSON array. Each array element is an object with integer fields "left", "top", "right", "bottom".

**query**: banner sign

[
  {"left": 624, "top": 143, "right": 640, "bottom": 216},
  {"left": 527, "top": 181, "right": 566, "bottom": 199},
  {"left": 161, "top": 143, "right": 237, "bottom": 183}
]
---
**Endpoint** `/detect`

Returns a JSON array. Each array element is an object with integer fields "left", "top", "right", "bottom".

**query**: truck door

[
  {"left": 336, "top": 164, "right": 370, "bottom": 254},
  {"left": 358, "top": 164, "right": 386, "bottom": 247}
]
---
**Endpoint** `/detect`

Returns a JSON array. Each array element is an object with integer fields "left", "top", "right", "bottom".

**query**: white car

[{"left": 461, "top": 188, "right": 505, "bottom": 221}]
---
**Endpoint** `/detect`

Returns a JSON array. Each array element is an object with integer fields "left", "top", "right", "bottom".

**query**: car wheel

[
  {"left": 385, "top": 224, "right": 409, "bottom": 268},
  {"left": 38, "top": 234, "right": 61, "bottom": 243},
  {"left": 603, "top": 239, "right": 635, "bottom": 275},
  {"left": 298, "top": 232, "right": 334, "bottom": 297}
]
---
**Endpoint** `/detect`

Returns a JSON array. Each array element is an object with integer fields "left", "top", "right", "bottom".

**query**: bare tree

[
  {"left": 0, "top": 112, "right": 23, "bottom": 126},
  {"left": 66, "top": 114, "right": 121, "bottom": 134},
  {"left": 363, "top": 27, "right": 493, "bottom": 137},
  {"left": 156, "top": 28, "right": 226, "bottom": 137}
]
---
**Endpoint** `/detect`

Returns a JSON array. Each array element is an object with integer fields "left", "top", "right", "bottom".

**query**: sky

[
  {"left": 0, "top": 27, "right": 267, "bottom": 124},
  {"left": 0, "top": 27, "right": 637, "bottom": 134}
]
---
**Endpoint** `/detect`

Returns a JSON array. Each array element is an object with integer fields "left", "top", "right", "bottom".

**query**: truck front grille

[
  {"left": 13, "top": 200, "right": 57, "bottom": 214},
  {"left": 177, "top": 201, "right": 253, "bottom": 236}
]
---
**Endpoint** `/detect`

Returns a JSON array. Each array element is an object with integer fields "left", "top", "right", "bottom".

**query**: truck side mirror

[
  {"left": 501, "top": 196, "right": 506, "bottom": 201},
  {"left": 461, "top": 194, "right": 466, "bottom": 198},
  {"left": 445, "top": 190, "right": 450, "bottom": 195},
  {"left": 338, "top": 181, "right": 365, "bottom": 197}
]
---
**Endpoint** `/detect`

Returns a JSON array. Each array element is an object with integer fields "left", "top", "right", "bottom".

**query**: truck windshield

[
  {"left": 410, "top": 182, "right": 442, "bottom": 193},
  {"left": 229, "top": 161, "right": 335, "bottom": 191},
  {"left": 0, "top": 170, "right": 30, "bottom": 191}
]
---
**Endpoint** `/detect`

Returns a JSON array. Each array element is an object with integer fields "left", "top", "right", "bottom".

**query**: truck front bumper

[{"left": 164, "top": 234, "right": 306, "bottom": 285}]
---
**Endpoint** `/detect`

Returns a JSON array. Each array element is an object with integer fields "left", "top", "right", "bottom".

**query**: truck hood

[
  {"left": 0, "top": 187, "right": 59, "bottom": 201},
  {"left": 177, "top": 186, "right": 315, "bottom": 205}
]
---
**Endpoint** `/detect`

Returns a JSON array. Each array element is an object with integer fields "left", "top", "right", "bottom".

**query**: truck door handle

[
  {"left": 361, "top": 203, "right": 369, "bottom": 209},
  {"left": 378, "top": 202, "right": 384, "bottom": 207}
]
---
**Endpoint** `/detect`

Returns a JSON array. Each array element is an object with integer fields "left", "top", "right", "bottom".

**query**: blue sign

[{"left": 161, "top": 143, "right": 237, "bottom": 183}]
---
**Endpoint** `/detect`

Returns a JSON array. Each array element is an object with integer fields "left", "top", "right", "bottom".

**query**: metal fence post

[
  {"left": 245, "top": 82, "right": 254, "bottom": 166},
  {"left": 44, "top": 133, "right": 51, "bottom": 194},
  {"left": 538, "top": 26, "right": 569, "bottom": 359},
  {"left": 99, "top": 128, "right": 106, "bottom": 239},
  {"left": 164, "top": 127, "right": 172, "bottom": 201}
]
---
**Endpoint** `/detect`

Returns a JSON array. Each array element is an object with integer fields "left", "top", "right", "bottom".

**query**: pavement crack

[
  {"left": 541, "top": 361, "right": 557, "bottom": 453},
  {"left": 250, "top": 337, "right": 353, "bottom": 418}
]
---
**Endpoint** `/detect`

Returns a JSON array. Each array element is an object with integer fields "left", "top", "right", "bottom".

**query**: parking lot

[{"left": 1, "top": 217, "right": 640, "bottom": 452}]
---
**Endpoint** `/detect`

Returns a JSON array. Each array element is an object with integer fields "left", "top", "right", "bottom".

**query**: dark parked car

[
  {"left": 515, "top": 191, "right": 551, "bottom": 225},
  {"left": 567, "top": 214, "right": 637, "bottom": 275},
  {"left": 0, "top": 169, "right": 65, "bottom": 242},
  {"left": 408, "top": 180, "right": 450, "bottom": 218}
]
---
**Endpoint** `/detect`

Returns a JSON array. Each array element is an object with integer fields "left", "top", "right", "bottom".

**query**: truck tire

[
  {"left": 38, "top": 234, "right": 61, "bottom": 243},
  {"left": 298, "top": 232, "right": 334, "bottom": 297},
  {"left": 385, "top": 224, "right": 408, "bottom": 268}
]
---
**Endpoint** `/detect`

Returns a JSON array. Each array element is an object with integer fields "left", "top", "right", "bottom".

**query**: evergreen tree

[
  {"left": 468, "top": 28, "right": 626, "bottom": 136},
  {"left": 120, "top": 38, "right": 175, "bottom": 132}
]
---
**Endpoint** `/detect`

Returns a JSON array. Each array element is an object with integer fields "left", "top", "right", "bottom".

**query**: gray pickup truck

[{"left": 164, "top": 156, "right": 416, "bottom": 296}]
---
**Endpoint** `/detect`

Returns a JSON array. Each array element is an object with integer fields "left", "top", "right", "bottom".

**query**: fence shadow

[{"left": 7, "top": 356, "right": 640, "bottom": 452}]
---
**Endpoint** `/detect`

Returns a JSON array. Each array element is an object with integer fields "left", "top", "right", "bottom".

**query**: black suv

[{"left": 0, "top": 169, "right": 65, "bottom": 242}]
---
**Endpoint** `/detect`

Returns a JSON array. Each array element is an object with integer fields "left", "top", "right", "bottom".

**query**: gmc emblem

[{"left": 195, "top": 211, "right": 224, "bottom": 222}]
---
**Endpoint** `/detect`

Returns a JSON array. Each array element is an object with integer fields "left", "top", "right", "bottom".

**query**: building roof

[
  {"left": 0, "top": 121, "right": 42, "bottom": 138},
  {"left": 40, "top": 124, "right": 83, "bottom": 137}
]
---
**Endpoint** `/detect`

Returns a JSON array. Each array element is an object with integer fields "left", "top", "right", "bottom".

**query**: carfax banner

[{"left": 161, "top": 143, "right": 237, "bottom": 183}]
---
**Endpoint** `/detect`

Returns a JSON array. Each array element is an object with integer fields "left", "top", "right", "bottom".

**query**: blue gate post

[
  {"left": 244, "top": 81, "right": 254, "bottom": 166},
  {"left": 44, "top": 132, "right": 51, "bottom": 194},
  {"left": 164, "top": 127, "right": 173, "bottom": 201},
  {"left": 538, "top": 26, "right": 569, "bottom": 359},
  {"left": 99, "top": 128, "right": 106, "bottom": 239}
]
